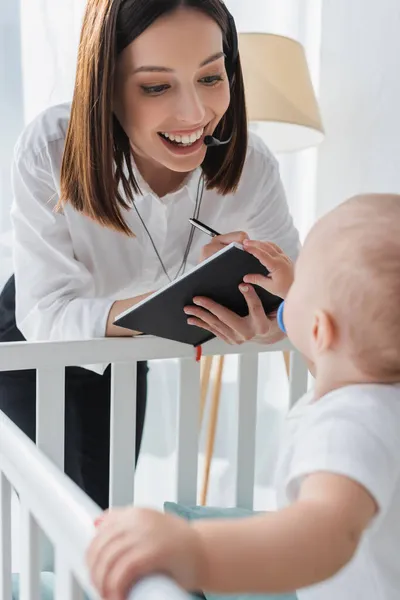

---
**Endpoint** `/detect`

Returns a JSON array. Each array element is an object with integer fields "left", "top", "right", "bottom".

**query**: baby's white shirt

[{"left": 275, "top": 383, "right": 400, "bottom": 600}]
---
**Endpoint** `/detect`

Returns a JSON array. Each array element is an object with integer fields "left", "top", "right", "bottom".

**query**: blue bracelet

[{"left": 277, "top": 301, "right": 286, "bottom": 334}]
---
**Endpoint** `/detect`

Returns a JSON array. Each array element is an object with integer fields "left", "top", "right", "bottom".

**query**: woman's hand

[
  {"left": 184, "top": 286, "right": 283, "bottom": 345},
  {"left": 185, "top": 240, "right": 294, "bottom": 345},
  {"left": 199, "top": 230, "right": 249, "bottom": 261},
  {"left": 87, "top": 507, "right": 203, "bottom": 600},
  {"left": 106, "top": 291, "right": 156, "bottom": 337}
]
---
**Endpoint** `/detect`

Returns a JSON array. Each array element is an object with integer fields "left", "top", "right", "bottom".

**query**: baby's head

[{"left": 284, "top": 194, "right": 400, "bottom": 382}]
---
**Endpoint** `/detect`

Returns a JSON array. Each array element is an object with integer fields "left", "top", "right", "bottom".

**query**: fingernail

[
  {"left": 240, "top": 285, "right": 249, "bottom": 293},
  {"left": 187, "top": 319, "right": 195, "bottom": 325},
  {"left": 193, "top": 298, "right": 203, "bottom": 306}
]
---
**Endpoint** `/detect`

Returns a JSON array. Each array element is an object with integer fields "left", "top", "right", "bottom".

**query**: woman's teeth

[{"left": 159, "top": 127, "right": 204, "bottom": 146}]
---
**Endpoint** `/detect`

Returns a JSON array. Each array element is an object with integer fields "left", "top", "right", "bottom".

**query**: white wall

[
  {"left": 316, "top": 0, "right": 400, "bottom": 217},
  {"left": 19, "top": 0, "right": 85, "bottom": 124},
  {"left": 0, "top": 2, "right": 24, "bottom": 287}
]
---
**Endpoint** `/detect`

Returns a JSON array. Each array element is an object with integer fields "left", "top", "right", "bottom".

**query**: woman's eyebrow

[{"left": 131, "top": 51, "right": 225, "bottom": 75}]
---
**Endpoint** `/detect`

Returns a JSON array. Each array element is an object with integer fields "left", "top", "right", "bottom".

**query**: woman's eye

[
  {"left": 140, "top": 84, "right": 170, "bottom": 95},
  {"left": 199, "top": 74, "right": 224, "bottom": 86},
  {"left": 140, "top": 75, "right": 224, "bottom": 95}
]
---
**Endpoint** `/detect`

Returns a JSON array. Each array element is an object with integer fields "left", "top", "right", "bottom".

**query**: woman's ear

[{"left": 311, "top": 309, "right": 336, "bottom": 355}]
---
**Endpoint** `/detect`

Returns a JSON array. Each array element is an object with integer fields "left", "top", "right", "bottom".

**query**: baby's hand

[
  {"left": 87, "top": 508, "right": 203, "bottom": 600},
  {"left": 243, "top": 240, "right": 294, "bottom": 299}
]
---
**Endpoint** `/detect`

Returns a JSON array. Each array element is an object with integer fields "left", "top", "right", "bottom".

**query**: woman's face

[{"left": 114, "top": 7, "right": 230, "bottom": 174}]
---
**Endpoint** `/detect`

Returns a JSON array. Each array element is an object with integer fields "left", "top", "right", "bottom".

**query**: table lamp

[{"left": 238, "top": 32, "right": 324, "bottom": 152}]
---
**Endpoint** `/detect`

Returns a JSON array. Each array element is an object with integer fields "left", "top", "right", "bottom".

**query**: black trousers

[{"left": 0, "top": 276, "right": 147, "bottom": 510}]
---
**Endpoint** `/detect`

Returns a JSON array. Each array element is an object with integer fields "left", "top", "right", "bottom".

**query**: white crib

[{"left": 0, "top": 336, "right": 308, "bottom": 599}]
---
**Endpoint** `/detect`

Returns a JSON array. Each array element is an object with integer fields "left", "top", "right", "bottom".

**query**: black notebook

[{"left": 114, "top": 243, "right": 282, "bottom": 346}]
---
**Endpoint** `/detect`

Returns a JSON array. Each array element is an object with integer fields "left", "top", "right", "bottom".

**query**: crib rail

[
  {"left": 0, "top": 336, "right": 308, "bottom": 509},
  {"left": 0, "top": 335, "right": 308, "bottom": 598},
  {"left": 1, "top": 410, "right": 99, "bottom": 598},
  {"left": 0, "top": 334, "right": 294, "bottom": 369},
  {"left": 0, "top": 411, "right": 192, "bottom": 600}
]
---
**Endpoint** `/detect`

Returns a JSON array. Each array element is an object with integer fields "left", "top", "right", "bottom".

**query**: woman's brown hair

[{"left": 59, "top": 0, "right": 248, "bottom": 235}]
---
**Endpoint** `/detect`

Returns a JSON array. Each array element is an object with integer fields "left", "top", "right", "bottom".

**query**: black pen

[{"left": 189, "top": 218, "right": 221, "bottom": 238}]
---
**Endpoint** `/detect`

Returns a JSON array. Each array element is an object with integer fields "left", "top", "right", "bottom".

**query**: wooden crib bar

[
  {"left": 128, "top": 575, "right": 193, "bottom": 600},
  {"left": 36, "top": 366, "right": 66, "bottom": 471},
  {"left": 176, "top": 358, "right": 201, "bottom": 505},
  {"left": 55, "top": 552, "right": 84, "bottom": 600},
  {"left": 110, "top": 361, "right": 138, "bottom": 507},
  {"left": 19, "top": 499, "right": 41, "bottom": 600},
  {"left": 235, "top": 353, "right": 259, "bottom": 509}
]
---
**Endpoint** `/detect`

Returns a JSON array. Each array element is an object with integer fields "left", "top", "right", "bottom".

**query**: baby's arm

[
  {"left": 87, "top": 473, "right": 376, "bottom": 599},
  {"left": 193, "top": 472, "right": 377, "bottom": 594},
  {"left": 87, "top": 398, "right": 395, "bottom": 600}
]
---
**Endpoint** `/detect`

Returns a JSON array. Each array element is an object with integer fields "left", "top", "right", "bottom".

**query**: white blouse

[{"left": 11, "top": 102, "right": 300, "bottom": 350}]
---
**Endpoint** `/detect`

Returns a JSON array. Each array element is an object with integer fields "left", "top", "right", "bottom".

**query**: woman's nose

[{"left": 175, "top": 87, "right": 206, "bottom": 125}]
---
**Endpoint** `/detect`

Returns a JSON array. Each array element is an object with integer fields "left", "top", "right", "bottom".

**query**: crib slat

[
  {"left": 36, "top": 367, "right": 66, "bottom": 469},
  {"left": 36, "top": 367, "right": 65, "bottom": 575},
  {"left": 289, "top": 351, "right": 309, "bottom": 408},
  {"left": 128, "top": 575, "right": 192, "bottom": 600},
  {"left": 55, "top": 554, "right": 83, "bottom": 600},
  {"left": 20, "top": 501, "right": 40, "bottom": 600},
  {"left": 110, "top": 362, "right": 137, "bottom": 507},
  {"left": 176, "top": 358, "right": 200, "bottom": 505},
  {"left": 0, "top": 472, "right": 12, "bottom": 600},
  {"left": 235, "top": 353, "right": 258, "bottom": 509},
  {"left": 71, "top": 579, "right": 84, "bottom": 600}
]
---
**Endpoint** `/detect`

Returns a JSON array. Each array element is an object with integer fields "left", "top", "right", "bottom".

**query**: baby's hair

[{"left": 319, "top": 194, "right": 400, "bottom": 381}]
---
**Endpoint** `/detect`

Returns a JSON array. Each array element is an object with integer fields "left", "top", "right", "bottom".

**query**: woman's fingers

[
  {"left": 214, "top": 230, "right": 248, "bottom": 245},
  {"left": 186, "top": 297, "right": 243, "bottom": 331},
  {"left": 186, "top": 316, "right": 234, "bottom": 344},
  {"left": 244, "top": 240, "right": 285, "bottom": 254},
  {"left": 239, "top": 284, "right": 272, "bottom": 336},
  {"left": 200, "top": 231, "right": 248, "bottom": 261},
  {"left": 199, "top": 241, "right": 225, "bottom": 261},
  {"left": 184, "top": 297, "right": 249, "bottom": 343},
  {"left": 184, "top": 302, "right": 242, "bottom": 343}
]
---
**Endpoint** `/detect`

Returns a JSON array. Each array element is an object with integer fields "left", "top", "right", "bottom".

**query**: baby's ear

[{"left": 311, "top": 309, "right": 335, "bottom": 354}]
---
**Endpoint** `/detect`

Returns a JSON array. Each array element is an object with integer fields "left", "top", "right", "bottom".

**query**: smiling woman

[
  {"left": 116, "top": 40, "right": 228, "bottom": 158},
  {"left": 61, "top": 0, "right": 246, "bottom": 227},
  {"left": 0, "top": 0, "right": 300, "bottom": 512}
]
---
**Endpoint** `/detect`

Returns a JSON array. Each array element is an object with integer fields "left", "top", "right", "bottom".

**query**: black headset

[
  {"left": 204, "top": 3, "right": 239, "bottom": 147},
  {"left": 220, "top": 2, "right": 239, "bottom": 86}
]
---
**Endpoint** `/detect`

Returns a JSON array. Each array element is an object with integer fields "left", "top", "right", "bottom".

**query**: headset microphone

[{"left": 203, "top": 134, "right": 232, "bottom": 147}]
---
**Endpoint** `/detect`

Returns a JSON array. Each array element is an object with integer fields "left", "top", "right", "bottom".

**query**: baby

[{"left": 87, "top": 194, "right": 400, "bottom": 600}]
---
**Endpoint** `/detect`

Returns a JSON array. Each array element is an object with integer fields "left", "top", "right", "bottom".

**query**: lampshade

[{"left": 238, "top": 33, "right": 324, "bottom": 153}]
